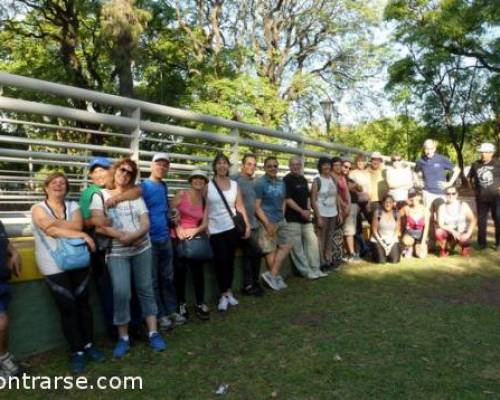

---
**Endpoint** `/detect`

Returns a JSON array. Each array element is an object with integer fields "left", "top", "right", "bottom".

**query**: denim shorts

[{"left": 0, "top": 282, "right": 11, "bottom": 314}]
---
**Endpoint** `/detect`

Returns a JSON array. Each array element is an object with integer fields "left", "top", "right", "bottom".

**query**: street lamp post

[{"left": 320, "top": 98, "right": 334, "bottom": 141}]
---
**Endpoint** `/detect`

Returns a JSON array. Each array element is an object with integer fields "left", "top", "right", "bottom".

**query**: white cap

[
  {"left": 152, "top": 152, "right": 170, "bottom": 162},
  {"left": 188, "top": 169, "right": 209, "bottom": 182},
  {"left": 371, "top": 151, "right": 383, "bottom": 160},
  {"left": 478, "top": 143, "right": 495, "bottom": 153}
]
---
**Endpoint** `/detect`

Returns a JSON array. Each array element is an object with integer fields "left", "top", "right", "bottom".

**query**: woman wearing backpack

[
  {"left": 370, "top": 194, "right": 401, "bottom": 264},
  {"left": 31, "top": 172, "right": 104, "bottom": 374},
  {"left": 90, "top": 158, "right": 166, "bottom": 358}
]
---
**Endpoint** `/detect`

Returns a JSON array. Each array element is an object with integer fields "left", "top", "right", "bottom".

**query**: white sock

[
  {"left": 84, "top": 343, "right": 92, "bottom": 350},
  {"left": 120, "top": 335, "right": 129, "bottom": 342},
  {"left": 148, "top": 331, "right": 158, "bottom": 338}
]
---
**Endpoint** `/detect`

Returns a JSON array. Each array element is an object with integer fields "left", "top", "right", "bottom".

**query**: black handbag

[
  {"left": 211, "top": 179, "right": 247, "bottom": 238},
  {"left": 177, "top": 234, "right": 213, "bottom": 260}
]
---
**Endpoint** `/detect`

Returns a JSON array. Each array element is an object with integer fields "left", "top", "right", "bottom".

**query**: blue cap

[{"left": 89, "top": 157, "right": 111, "bottom": 171}]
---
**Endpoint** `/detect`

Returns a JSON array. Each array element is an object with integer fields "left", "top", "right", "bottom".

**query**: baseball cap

[
  {"left": 89, "top": 157, "right": 111, "bottom": 171},
  {"left": 152, "top": 153, "right": 170, "bottom": 163},
  {"left": 478, "top": 143, "right": 495, "bottom": 153},
  {"left": 188, "top": 169, "right": 209, "bottom": 182},
  {"left": 371, "top": 151, "right": 383, "bottom": 160}
]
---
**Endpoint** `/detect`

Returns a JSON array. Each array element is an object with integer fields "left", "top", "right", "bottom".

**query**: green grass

[{"left": 7, "top": 249, "right": 500, "bottom": 399}]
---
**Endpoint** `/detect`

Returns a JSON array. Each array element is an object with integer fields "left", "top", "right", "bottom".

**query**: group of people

[{"left": 0, "top": 139, "right": 498, "bottom": 376}]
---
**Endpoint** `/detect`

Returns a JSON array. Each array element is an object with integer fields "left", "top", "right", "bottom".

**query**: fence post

[
  {"left": 230, "top": 127, "right": 240, "bottom": 175},
  {"left": 130, "top": 107, "right": 141, "bottom": 162}
]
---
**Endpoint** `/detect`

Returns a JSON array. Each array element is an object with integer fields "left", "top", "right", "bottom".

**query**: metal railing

[{"left": 0, "top": 71, "right": 370, "bottom": 237}]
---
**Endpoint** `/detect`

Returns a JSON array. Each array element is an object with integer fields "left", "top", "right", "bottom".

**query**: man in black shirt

[
  {"left": 284, "top": 156, "right": 327, "bottom": 279},
  {"left": 468, "top": 143, "right": 500, "bottom": 250}
]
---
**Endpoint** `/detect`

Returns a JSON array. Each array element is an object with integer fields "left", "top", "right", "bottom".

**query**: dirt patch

[
  {"left": 436, "top": 281, "right": 500, "bottom": 309},
  {"left": 290, "top": 312, "right": 327, "bottom": 327}
]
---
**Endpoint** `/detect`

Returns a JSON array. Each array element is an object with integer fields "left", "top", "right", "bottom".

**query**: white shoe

[
  {"left": 218, "top": 296, "right": 229, "bottom": 312},
  {"left": 261, "top": 271, "right": 280, "bottom": 291},
  {"left": 159, "top": 316, "right": 173, "bottom": 331},
  {"left": 275, "top": 275, "right": 288, "bottom": 289},
  {"left": 306, "top": 272, "right": 320, "bottom": 280},
  {"left": 226, "top": 293, "right": 239, "bottom": 306},
  {"left": 315, "top": 270, "right": 329, "bottom": 278}
]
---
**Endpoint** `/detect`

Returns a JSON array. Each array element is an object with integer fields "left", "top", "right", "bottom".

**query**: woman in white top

[
  {"left": 90, "top": 158, "right": 165, "bottom": 358},
  {"left": 205, "top": 153, "right": 250, "bottom": 312},
  {"left": 436, "top": 187, "right": 476, "bottom": 257},
  {"left": 386, "top": 154, "right": 413, "bottom": 208},
  {"left": 31, "top": 172, "right": 102, "bottom": 374},
  {"left": 311, "top": 157, "right": 340, "bottom": 268}
]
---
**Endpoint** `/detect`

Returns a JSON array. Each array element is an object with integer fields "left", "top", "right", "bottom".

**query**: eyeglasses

[{"left": 118, "top": 167, "right": 133, "bottom": 176}]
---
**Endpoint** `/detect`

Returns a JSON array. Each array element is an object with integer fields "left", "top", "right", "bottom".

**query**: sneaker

[
  {"left": 460, "top": 246, "right": 471, "bottom": 257},
  {"left": 169, "top": 312, "right": 187, "bottom": 326},
  {"left": 195, "top": 304, "right": 210, "bottom": 320},
  {"left": 0, "top": 353, "right": 21, "bottom": 376},
  {"left": 149, "top": 332, "right": 167, "bottom": 352},
  {"left": 315, "top": 270, "right": 329, "bottom": 278},
  {"left": 70, "top": 353, "right": 86, "bottom": 374},
  {"left": 306, "top": 271, "right": 320, "bottom": 280},
  {"left": 178, "top": 303, "right": 189, "bottom": 320},
  {"left": 275, "top": 275, "right": 288, "bottom": 290},
  {"left": 342, "top": 255, "right": 353, "bottom": 263},
  {"left": 226, "top": 293, "right": 239, "bottom": 306},
  {"left": 85, "top": 345, "right": 105, "bottom": 363},
  {"left": 261, "top": 271, "right": 280, "bottom": 291},
  {"left": 242, "top": 285, "right": 255, "bottom": 296},
  {"left": 159, "top": 316, "right": 173, "bottom": 331},
  {"left": 113, "top": 338, "right": 130, "bottom": 358},
  {"left": 218, "top": 295, "right": 229, "bottom": 312}
]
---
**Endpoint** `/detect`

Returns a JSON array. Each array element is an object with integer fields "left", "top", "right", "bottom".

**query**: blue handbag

[{"left": 177, "top": 234, "right": 213, "bottom": 261}]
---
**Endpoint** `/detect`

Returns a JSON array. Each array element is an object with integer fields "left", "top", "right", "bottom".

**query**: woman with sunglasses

[
  {"left": 90, "top": 158, "right": 166, "bottom": 357},
  {"left": 32, "top": 172, "right": 103, "bottom": 373},
  {"left": 435, "top": 188, "right": 476, "bottom": 257},
  {"left": 386, "top": 154, "right": 413, "bottom": 209}
]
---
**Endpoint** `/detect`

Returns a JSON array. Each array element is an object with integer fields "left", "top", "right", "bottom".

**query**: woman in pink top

[
  {"left": 400, "top": 189, "right": 430, "bottom": 258},
  {"left": 171, "top": 170, "right": 210, "bottom": 321}
]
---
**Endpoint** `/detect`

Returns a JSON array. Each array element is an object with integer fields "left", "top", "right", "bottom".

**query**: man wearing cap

[
  {"left": 141, "top": 153, "right": 185, "bottom": 330},
  {"left": 367, "top": 152, "right": 388, "bottom": 216},
  {"left": 468, "top": 143, "right": 500, "bottom": 250},
  {"left": 415, "top": 139, "right": 461, "bottom": 210},
  {"left": 80, "top": 157, "right": 143, "bottom": 338}
]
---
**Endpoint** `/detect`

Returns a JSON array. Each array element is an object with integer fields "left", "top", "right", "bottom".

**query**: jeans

[
  {"left": 107, "top": 248, "right": 157, "bottom": 326},
  {"left": 476, "top": 197, "right": 500, "bottom": 247},
  {"left": 151, "top": 240, "right": 177, "bottom": 317},
  {"left": 287, "top": 222, "right": 321, "bottom": 277}
]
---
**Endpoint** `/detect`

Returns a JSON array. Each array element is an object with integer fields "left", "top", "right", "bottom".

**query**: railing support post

[
  {"left": 130, "top": 107, "right": 141, "bottom": 162},
  {"left": 230, "top": 127, "right": 239, "bottom": 175}
]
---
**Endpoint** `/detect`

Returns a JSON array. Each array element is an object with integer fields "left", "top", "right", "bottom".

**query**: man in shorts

[
  {"left": 0, "top": 220, "right": 22, "bottom": 377},
  {"left": 255, "top": 157, "right": 293, "bottom": 291}
]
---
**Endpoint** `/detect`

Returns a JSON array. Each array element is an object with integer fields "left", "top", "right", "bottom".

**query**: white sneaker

[
  {"left": 169, "top": 312, "right": 187, "bottom": 326},
  {"left": 218, "top": 296, "right": 229, "bottom": 312},
  {"left": 261, "top": 271, "right": 280, "bottom": 291},
  {"left": 0, "top": 353, "right": 20, "bottom": 376},
  {"left": 315, "top": 270, "right": 329, "bottom": 278},
  {"left": 275, "top": 275, "right": 288, "bottom": 290},
  {"left": 226, "top": 293, "right": 239, "bottom": 306},
  {"left": 159, "top": 316, "right": 173, "bottom": 331},
  {"left": 306, "top": 271, "right": 320, "bottom": 280}
]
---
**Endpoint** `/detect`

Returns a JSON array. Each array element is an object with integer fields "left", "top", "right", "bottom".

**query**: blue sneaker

[
  {"left": 85, "top": 345, "right": 105, "bottom": 363},
  {"left": 149, "top": 333, "right": 167, "bottom": 352},
  {"left": 113, "top": 338, "right": 130, "bottom": 358},
  {"left": 70, "top": 353, "right": 86, "bottom": 374}
]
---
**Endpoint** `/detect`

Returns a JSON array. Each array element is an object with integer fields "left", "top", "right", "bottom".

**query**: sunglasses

[
  {"left": 392, "top": 158, "right": 401, "bottom": 162},
  {"left": 118, "top": 167, "right": 133, "bottom": 176}
]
